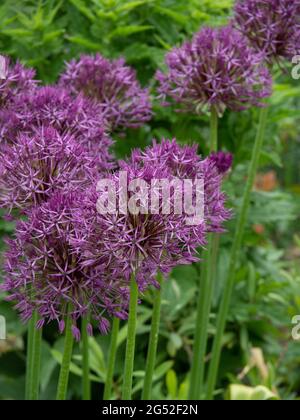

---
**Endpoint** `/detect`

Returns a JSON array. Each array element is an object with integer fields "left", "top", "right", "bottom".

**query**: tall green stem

[
  {"left": 81, "top": 315, "right": 91, "bottom": 400},
  {"left": 56, "top": 314, "right": 74, "bottom": 400},
  {"left": 210, "top": 107, "right": 218, "bottom": 153},
  {"left": 122, "top": 274, "right": 139, "bottom": 400},
  {"left": 206, "top": 106, "right": 269, "bottom": 400},
  {"left": 142, "top": 274, "right": 163, "bottom": 400},
  {"left": 104, "top": 317, "right": 120, "bottom": 400},
  {"left": 25, "top": 311, "right": 42, "bottom": 400},
  {"left": 188, "top": 107, "right": 219, "bottom": 400}
]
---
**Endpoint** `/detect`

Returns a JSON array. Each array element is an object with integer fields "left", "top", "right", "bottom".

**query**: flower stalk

[
  {"left": 142, "top": 273, "right": 163, "bottom": 400},
  {"left": 104, "top": 317, "right": 120, "bottom": 400},
  {"left": 206, "top": 105, "right": 269, "bottom": 400},
  {"left": 189, "top": 107, "right": 219, "bottom": 399},
  {"left": 56, "top": 312, "right": 75, "bottom": 401},
  {"left": 122, "top": 274, "right": 139, "bottom": 400}
]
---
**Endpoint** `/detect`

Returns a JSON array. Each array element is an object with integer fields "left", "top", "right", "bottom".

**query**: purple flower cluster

[
  {"left": 0, "top": 55, "right": 231, "bottom": 340},
  {"left": 0, "top": 58, "right": 38, "bottom": 106},
  {"left": 156, "top": 26, "right": 272, "bottom": 115},
  {"left": 234, "top": 0, "right": 300, "bottom": 65},
  {"left": 208, "top": 151, "right": 233, "bottom": 175},
  {"left": 0, "top": 127, "right": 96, "bottom": 213},
  {"left": 72, "top": 139, "right": 231, "bottom": 291},
  {"left": 60, "top": 54, "right": 152, "bottom": 131},
  {"left": 2, "top": 193, "right": 129, "bottom": 339},
  {"left": 0, "top": 86, "right": 113, "bottom": 170}
]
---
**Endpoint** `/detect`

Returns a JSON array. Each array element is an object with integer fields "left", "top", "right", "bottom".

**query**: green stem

[
  {"left": 189, "top": 237, "right": 218, "bottom": 399},
  {"left": 188, "top": 108, "right": 219, "bottom": 400},
  {"left": 103, "top": 317, "right": 120, "bottom": 400},
  {"left": 206, "top": 106, "right": 269, "bottom": 400},
  {"left": 122, "top": 274, "right": 139, "bottom": 400},
  {"left": 210, "top": 106, "right": 218, "bottom": 153},
  {"left": 25, "top": 311, "right": 42, "bottom": 400},
  {"left": 81, "top": 315, "right": 91, "bottom": 400},
  {"left": 56, "top": 314, "right": 74, "bottom": 400},
  {"left": 142, "top": 274, "right": 163, "bottom": 400}
]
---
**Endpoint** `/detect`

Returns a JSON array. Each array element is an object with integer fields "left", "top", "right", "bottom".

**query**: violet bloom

[
  {"left": 1, "top": 193, "right": 129, "bottom": 340},
  {"left": 234, "top": 0, "right": 300, "bottom": 65},
  {"left": 208, "top": 151, "right": 233, "bottom": 175},
  {"left": 0, "top": 126, "right": 96, "bottom": 213},
  {"left": 156, "top": 26, "right": 272, "bottom": 116},
  {"left": 0, "top": 58, "right": 38, "bottom": 107},
  {"left": 128, "top": 139, "right": 231, "bottom": 233},
  {"left": 73, "top": 139, "right": 231, "bottom": 291},
  {"left": 0, "top": 86, "right": 113, "bottom": 170},
  {"left": 59, "top": 54, "right": 152, "bottom": 131}
]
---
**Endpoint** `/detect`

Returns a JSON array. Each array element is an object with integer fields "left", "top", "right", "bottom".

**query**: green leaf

[
  {"left": 109, "top": 25, "right": 153, "bottom": 39},
  {"left": 166, "top": 369, "right": 178, "bottom": 399},
  {"left": 228, "top": 384, "right": 279, "bottom": 401}
]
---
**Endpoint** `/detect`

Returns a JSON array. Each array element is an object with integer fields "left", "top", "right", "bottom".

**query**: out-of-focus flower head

[
  {"left": 234, "top": 0, "right": 300, "bottom": 65},
  {"left": 128, "top": 139, "right": 232, "bottom": 233},
  {"left": 156, "top": 26, "right": 272, "bottom": 116},
  {"left": 0, "top": 86, "right": 114, "bottom": 170},
  {"left": 73, "top": 139, "right": 231, "bottom": 291},
  {"left": 0, "top": 57, "right": 38, "bottom": 106},
  {"left": 1, "top": 192, "right": 129, "bottom": 341},
  {"left": 0, "top": 126, "right": 97, "bottom": 213},
  {"left": 59, "top": 54, "right": 152, "bottom": 131},
  {"left": 208, "top": 151, "right": 233, "bottom": 175}
]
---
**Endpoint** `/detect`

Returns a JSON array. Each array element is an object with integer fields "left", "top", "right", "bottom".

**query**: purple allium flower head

[
  {"left": 73, "top": 139, "right": 231, "bottom": 291},
  {"left": 0, "top": 86, "right": 114, "bottom": 170},
  {"left": 234, "top": 0, "right": 300, "bottom": 65},
  {"left": 0, "top": 126, "right": 96, "bottom": 213},
  {"left": 156, "top": 26, "right": 272, "bottom": 116},
  {"left": 0, "top": 58, "right": 38, "bottom": 106},
  {"left": 1, "top": 192, "right": 129, "bottom": 341},
  {"left": 59, "top": 54, "right": 152, "bottom": 131},
  {"left": 208, "top": 151, "right": 233, "bottom": 175}
]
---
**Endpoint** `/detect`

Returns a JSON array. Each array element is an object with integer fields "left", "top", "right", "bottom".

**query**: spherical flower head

[
  {"left": 0, "top": 86, "right": 114, "bottom": 170},
  {"left": 59, "top": 54, "right": 152, "bottom": 131},
  {"left": 127, "top": 139, "right": 232, "bottom": 233},
  {"left": 0, "top": 126, "right": 97, "bottom": 213},
  {"left": 1, "top": 192, "right": 129, "bottom": 340},
  {"left": 156, "top": 26, "right": 272, "bottom": 116},
  {"left": 0, "top": 58, "right": 38, "bottom": 106},
  {"left": 234, "top": 0, "right": 300, "bottom": 65},
  {"left": 208, "top": 151, "right": 233, "bottom": 175},
  {"left": 73, "top": 139, "right": 231, "bottom": 291}
]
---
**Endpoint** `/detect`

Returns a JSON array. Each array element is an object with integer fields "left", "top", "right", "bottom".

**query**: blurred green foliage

[{"left": 0, "top": 0, "right": 300, "bottom": 400}]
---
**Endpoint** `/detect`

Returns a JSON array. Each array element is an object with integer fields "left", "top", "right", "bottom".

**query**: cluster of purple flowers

[
  {"left": 60, "top": 54, "right": 152, "bottom": 131},
  {"left": 0, "top": 127, "right": 96, "bottom": 213},
  {"left": 234, "top": 0, "right": 300, "bottom": 65},
  {"left": 0, "top": 58, "right": 38, "bottom": 107},
  {"left": 72, "top": 140, "right": 231, "bottom": 292},
  {"left": 0, "top": 55, "right": 153, "bottom": 339},
  {"left": 156, "top": 26, "right": 272, "bottom": 116},
  {"left": 3, "top": 0, "right": 295, "bottom": 340},
  {"left": 3, "top": 193, "right": 129, "bottom": 338}
]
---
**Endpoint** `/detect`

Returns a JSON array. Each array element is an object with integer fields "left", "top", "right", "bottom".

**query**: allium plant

[
  {"left": 75, "top": 139, "right": 230, "bottom": 287},
  {"left": 2, "top": 192, "right": 129, "bottom": 338},
  {"left": 0, "top": 126, "right": 96, "bottom": 213},
  {"left": 0, "top": 58, "right": 38, "bottom": 107},
  {"left": 234, "top": 0, "right": 300, "bottom": 65},
  {"left": 59, "top": 54, "right": 152, "bottom": 131},
  {"left": 0, "top": 86, "right": 113, "bottom": 170},
  {"left": 72, "top": 138, "right": 231, "bottom": 399},
  {"left": 156, "top": 25, "right": 272, "bottom": 116}
]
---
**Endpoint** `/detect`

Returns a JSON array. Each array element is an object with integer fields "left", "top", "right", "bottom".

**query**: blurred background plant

[{"left": 0, "top": 0, "right": 299, "bottom": 400}]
